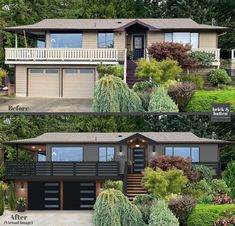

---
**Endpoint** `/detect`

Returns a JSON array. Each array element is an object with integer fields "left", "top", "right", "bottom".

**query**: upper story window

[
  {"left": 51, "top": 147, "right": 83, "bottom": 161},
  {"left": 50, "top": 33, "right": 82, "bottom": 48},
  {"left": 164, "top": 32, "right": 199, "bottom": 48},
  {"left": 99, "top": 147, "right": 115, "bottom": 161},
  {"left": 98, "top": 32, "right": 114, "bottom": 48},
  {"left": 37, "top": 153, "right": 46, "bottom": 161},
  {"left": 165, "top": 146, "right": 199, "bottom": 162},
  {"left": 37, "top": 37, "right": 45, "bottom": 48}
]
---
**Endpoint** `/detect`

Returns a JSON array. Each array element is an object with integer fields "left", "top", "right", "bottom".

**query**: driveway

[
  {"left": 0, "top": 97, "right": 93, "bottom": 112},
  {"left": 0, "top": 210, "right": 94, "bottom": 226}
]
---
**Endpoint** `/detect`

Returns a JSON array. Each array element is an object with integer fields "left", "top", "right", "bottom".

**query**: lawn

[{"left": 186, "top": 87, "right": 235, "bottom": 112}]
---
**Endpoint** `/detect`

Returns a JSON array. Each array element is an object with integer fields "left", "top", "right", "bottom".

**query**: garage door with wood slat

[
  {"left": 28, "top": 69, "right": 60, "bottom": 97},
  {"left": 63, "top": 69, "right": 95, "bottom": 98}
]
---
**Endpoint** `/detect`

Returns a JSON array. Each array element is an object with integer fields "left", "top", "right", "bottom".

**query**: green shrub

[
  {"left": 181, "top": 74, "right": 204, "bottom": 89},
  {"left": 97, "top": 64, "right": 124, "bottom": 79},
  {"left": 136, "top": 58, "right": 182, "bottom": 84},
  {"left": 187, "top": 204, "right": 235, "bottom": 226},
  {"left": 103, "top": 180, "right": 123, "bottom": 191},
  {"left": 168, "top": 82, "right": 195, "bottom": 111},
  {"left": 149, "top": 200, "right": 179, "bottom": 226},
  {"left": 132, "top": 81, "right": 157, "bottom": 111},
  {"left": 0, "top": 163, "right": 5, "bottom": 180},
  {"left": 133, "top": 194, "right": 156, "bottom": 224},
  {"left": 148, "top": 87, "right": 179, "bottom": 112},
  {"left": 192, "top": 164, "right": 215, "bottom": 180},
  {"left": 92, "top": 75, "right": 143, "bottom": 112},
  {"left": 142, "top": 167, "right": 188, "bottom": 198},
  {"left": 8, "top": 181, "right": 16, "bottom": 211},
  {"left": 198, "top": 195, "right": 214, "bottom": 204},
  {"left": 93, "top": 189, "right": 146, "bottom": 226},
  {"left": 169, "top": 195, "right": 197, "bottom": 226},
  {"left": 191, "top": 51, "right": 214, "bottom": 67},
  {"left": 207, "top": 69, "right": 231, "bottom": 86},
  {"left": 210, "top": 179, "right": 231, "bottom": 196},
  {"left": 223, "top": 161, "right": 235, "bottom": 198},
  {"left": 0, "top": 185, "right": 4, "bottom": 216}
]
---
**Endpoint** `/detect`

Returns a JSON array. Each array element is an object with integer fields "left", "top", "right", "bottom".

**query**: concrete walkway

[
  {"left": 0, "top": 97, "right": 93, "bottom": 112},
  {"left": 0, "top": 210, "right": 94, "bottom": 226}
]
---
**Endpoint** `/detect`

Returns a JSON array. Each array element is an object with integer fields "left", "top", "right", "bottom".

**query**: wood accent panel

[
  {"left": 96, "top": 181, "right": 102, "bottom": 197},
  {"left": 15, "top": 180, "right": 28, "bottom": 209}
]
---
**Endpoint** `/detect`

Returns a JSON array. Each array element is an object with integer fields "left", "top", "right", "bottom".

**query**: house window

[
  {"left": 37, "top": 37, "right": 45, "bottom": 48},
  {"left": 98, "top": 33, "right": 114, "bottom": 48},
  {"left": 99, "top": 147, "right": 115, "bottom": 161},
  {"left": 37, "top": 153, "right": 46, "bottom": 161},
  {"left": 50, "top": 33, "right": 82, "bottom": 48},
  {"left": 51, "top": 147, "right": 83, "bottom": 161},
  {"left": 165, "top": 147, "right": 199, "bottom": 162},
  {"left": 164, "top": 32, "right": 199, "bottom": 48}
]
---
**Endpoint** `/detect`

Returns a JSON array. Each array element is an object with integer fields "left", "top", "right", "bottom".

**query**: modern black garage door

[
  {"left": 63, "top": 181, "right": 96, "bottom": 210},
  {"left": 28, "top": 181, "right": 60, "bottom": 210}
]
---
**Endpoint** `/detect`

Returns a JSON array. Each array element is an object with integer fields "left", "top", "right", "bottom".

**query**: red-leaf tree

[
  {"left": 148, "top": 42, "right": 197, "bottom": 69},
  {"left": 149, "top": 155, "right": 199, "bottom": 181}
]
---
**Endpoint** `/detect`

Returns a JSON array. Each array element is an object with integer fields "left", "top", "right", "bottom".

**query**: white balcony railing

[{"left": 5, "top": 48, "right": 119, "bottom": 62}]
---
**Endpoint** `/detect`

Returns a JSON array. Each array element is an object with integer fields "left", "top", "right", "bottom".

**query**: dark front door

[
  {"left": 133, "top": 35, "right": 144, "bottom": 60},
  {"left": 133, "top": 148, "right": 145, "bottom": 173},
  {"left": 28, "top": 181, "right": 60, "bottom": 210},
  {"left": 63, "top": 181, "right": 96, "bottom": 210}
]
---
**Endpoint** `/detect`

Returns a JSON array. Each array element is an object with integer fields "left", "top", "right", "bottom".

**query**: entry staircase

[
  {"left": 126, "top": 60, "right": 142, "bottom": 88},
  {"left": 127, "top": 174, "right": 147, "bottom": 201}
]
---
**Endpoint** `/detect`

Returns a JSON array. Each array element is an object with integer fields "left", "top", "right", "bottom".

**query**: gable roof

[
  {"left": 5, "top": 132, "right": 229, "bottom": 145},
  {"left": 5, "top": 18, "right": 228, "bottom": 33}
]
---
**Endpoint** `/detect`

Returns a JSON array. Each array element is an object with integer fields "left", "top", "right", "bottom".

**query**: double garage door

[
  {"left": 28, "top": 68, "right": 95, "bottom": 98},
  {"left": 28, "top": 181, "right": 96, "bottom": 210}
]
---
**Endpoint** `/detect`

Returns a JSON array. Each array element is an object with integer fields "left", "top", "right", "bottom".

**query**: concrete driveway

[
  {"left": 0, "top": 97, "right": 93, "bottom": 112},
  {"left": 0, "top": 210, "right": 94, "bottom": 226}
]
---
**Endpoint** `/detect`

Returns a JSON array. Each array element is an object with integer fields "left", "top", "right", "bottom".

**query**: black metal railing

[{"left": 5, "top": 161, "right": 120, "bottom": 178}]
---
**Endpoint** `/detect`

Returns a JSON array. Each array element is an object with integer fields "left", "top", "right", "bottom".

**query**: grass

[{"left": 186, "top": 86, "right": 235, "bottom": 112}]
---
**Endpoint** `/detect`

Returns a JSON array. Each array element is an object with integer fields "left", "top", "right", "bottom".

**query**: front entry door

[
  {"left": 133, "top": 148, "right": 145, "bottom": 173},
  {"left": 133, "top": 35, "right": 144, "bottom": 60}
]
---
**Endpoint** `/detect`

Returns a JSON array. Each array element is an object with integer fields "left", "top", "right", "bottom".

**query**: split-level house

[
  {"left": 4, "top": 19, "right": 228, "bottom": 98},
  {"left": 4, "top": 132, "right": 229, "bottom": 210}
]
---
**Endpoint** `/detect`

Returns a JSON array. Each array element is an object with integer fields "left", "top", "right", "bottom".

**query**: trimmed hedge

[
  {"left": 186, "top": 89, "right": 235, "bottom": 112},
  {"left": 187, "top": 204, "right": 235, "bottom": 226}
]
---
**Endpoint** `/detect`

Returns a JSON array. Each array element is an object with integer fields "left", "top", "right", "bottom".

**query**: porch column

[
  {"left": 15, "top": 32, "right": 18, "bottom": 48},
  {"left": 45, "top": 31, "right": 50, "bottom": 48}
]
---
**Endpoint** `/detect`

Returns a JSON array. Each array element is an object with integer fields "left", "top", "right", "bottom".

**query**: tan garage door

[
  {"left": 63, "top": 69, "right": 95, "bottom": 98},
  {"left": 28, "top": 69, "right": 60, "bottom": 97}
]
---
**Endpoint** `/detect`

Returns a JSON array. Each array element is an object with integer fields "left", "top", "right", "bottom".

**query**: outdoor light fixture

[
  {"left": 135, "top": 144, "right": 140, "bottom": 147},
  {"left": 20, "top": 182, "right": 24, "bottom": 190},
  {"left": 119, "top": 146, "right": 122, "bottom": 153},
  {"left": 32, "top": 146, "right": 35, "bottom": 149},
  {"left": 38, "top": 148, "right": 42, "bottom": 151},
  {"left": 153, "top": 146, "right": 156, "bottom": 153}
]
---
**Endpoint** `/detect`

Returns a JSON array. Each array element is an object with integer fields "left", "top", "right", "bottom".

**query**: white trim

[{"left": 5, "top": 61, "right": 119, "bottom": 65}]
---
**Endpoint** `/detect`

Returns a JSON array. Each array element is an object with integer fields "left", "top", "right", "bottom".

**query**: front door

[
  {"left": 133, "top": 35, "right": 144, "bottom": 60},
  {"left": 133, "top": 148, "right": 145, "bottom": 173}
]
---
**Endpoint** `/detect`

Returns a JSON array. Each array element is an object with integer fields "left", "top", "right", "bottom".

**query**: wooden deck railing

[
  {"left": 5, "top": 48, "right": 120, "bottom": 62},
  {"left": 5, "top": 161, "right": 120, "bottom": 178}
]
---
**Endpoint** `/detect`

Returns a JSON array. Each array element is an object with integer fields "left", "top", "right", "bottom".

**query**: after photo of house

[{"left": 0, "top": 114, "right": 234, "bottom": 225}]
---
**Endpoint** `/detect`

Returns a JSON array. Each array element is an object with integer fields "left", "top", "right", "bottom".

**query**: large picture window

[
  {"left": 99, "top": 147, "right": 115, "bottom": 161},
  {"left": 51, "top": 147, "right": 83, "bottom": 161},
  {"left": 50, "top": 33, "right": 82, "bottom": 48},
  {"left": 165, "top": 147, "right": 199, "bottom": 162},
  {"left": 98, "top": 33, "right": 114, "bottom": 48},
  {"left": 164, "top": 32, "right": 199, "bottom": 48}
]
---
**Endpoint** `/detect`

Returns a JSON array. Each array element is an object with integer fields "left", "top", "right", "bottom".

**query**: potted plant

[
  {"left": 127, "top": 50, "right": 134, "bottom": 60},
  {"left": 17, "top": 197, "right": 26, "bottom": 212}
]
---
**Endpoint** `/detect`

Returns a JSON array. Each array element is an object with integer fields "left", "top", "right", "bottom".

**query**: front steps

[
  {"left": 126, "top": 60, "right": 142, "bottom": 88},
  {"left": 127, "top": 174, "right": 147, "bottom": 201}
]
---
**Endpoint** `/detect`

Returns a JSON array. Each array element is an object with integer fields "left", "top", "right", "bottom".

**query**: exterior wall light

[
  {"left": 135, "top": 144, "right": 140, "bottom": 147},
  {"left": 153, "top": 146, "right": 156, "bottom": 153},
  {"left": 119, "top": 146, "right": 122, "bottom": 153},
  {"left": 20, "top": 181, "right": 24, "bottom": 190}
]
